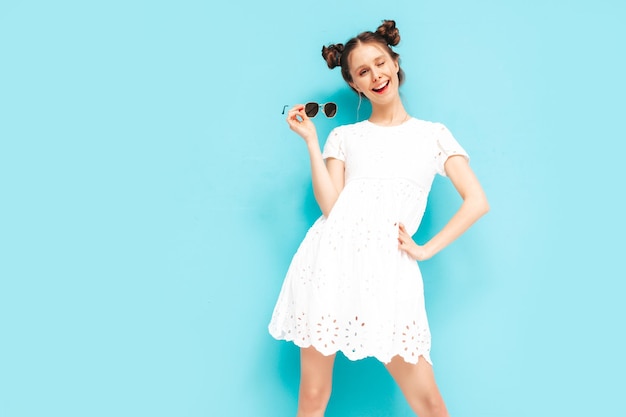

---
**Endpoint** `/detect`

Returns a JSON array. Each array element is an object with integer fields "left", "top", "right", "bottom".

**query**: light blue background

[{"left": 1, "top": 1, "right": 625, "bottom": 416}]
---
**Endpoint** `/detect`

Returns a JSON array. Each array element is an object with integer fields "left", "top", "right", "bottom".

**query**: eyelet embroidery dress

[{"left": 268, "top": 118, "right": 469, "bottom": 364}]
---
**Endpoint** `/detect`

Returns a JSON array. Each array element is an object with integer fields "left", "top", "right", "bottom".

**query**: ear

[{"left": 349, "top": 82, "right": 359, "bottom": 92}]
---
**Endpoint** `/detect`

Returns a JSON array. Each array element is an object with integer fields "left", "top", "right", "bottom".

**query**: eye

[
  {"left": 377, "top": 61, "right": 385, "bottom": 66},
  {"left": 359, "top": 69, "right": 369, "bottom": 76}
]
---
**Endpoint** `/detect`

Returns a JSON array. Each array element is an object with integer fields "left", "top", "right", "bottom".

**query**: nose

[{"left": 371, "top": 68, "right": 381, "bottom": 81}]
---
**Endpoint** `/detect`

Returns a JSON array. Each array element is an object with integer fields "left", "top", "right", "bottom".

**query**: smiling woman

[
  {"left": 268, "top": 19, "right": 489, "bottom": 417},
  {"left": 1, "top": 2, "right": 624, "bottom": 417}
]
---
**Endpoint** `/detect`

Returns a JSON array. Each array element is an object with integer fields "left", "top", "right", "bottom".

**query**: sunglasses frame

[
  {"left": 282, "top": 102, "right": 338, "bottom": 118},
  {"left": 304, "top": 102, "right": 337, "bottom": 118}
]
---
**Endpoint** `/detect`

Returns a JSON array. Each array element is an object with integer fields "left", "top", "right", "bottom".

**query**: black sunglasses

[
  {"left": 305, "top": 102, "right": 337, "bottom": 118},
  {"left": 282, "top": 102, "right": 338, "bottom": 118}
]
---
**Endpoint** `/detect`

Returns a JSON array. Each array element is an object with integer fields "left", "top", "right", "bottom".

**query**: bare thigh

[{"left": 385, "top": 355, "right": 449, "bottom": 417}]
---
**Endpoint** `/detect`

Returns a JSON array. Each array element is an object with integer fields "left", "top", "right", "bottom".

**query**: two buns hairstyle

[{"left": 321, "top": 20, "right": 403, "bottom": 92}]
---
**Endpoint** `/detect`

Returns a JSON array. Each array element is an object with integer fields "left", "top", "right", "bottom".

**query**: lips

[{"left": 372, "top": 80, "right": 389, "bottom": 93}]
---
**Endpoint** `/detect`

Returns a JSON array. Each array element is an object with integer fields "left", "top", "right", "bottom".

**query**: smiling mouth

[{"left": 372, "top": 80, "right": 389, "bottom": 93}]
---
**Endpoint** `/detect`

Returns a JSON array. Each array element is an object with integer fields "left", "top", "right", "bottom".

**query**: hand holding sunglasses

[{"left": 282, "top": 102, "right": 338, "bottom": 118}]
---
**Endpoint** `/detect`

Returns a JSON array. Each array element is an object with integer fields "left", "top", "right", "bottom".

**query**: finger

[
  {"left": 286, "top": 116, "right": 299, "bottom": 127},
  {"left": 287, "top": 105, "right": 305, "bottom": 117},
  {"left": 294, "top": 105, "right": 309, "bottom": 117},
  {"left": 287, "top": 111, "right": 305, "bottom": 125},
  {"left": 288, "top": 108, "right": 307, "bottom": 123}
]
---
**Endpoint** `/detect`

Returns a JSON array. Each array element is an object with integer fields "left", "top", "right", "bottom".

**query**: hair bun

[
  {"left": 376, "top": 19, "right": 400, "bottom": 46},
  {"left": 322, "top": 43, "right": 345, "bottom": 69}
]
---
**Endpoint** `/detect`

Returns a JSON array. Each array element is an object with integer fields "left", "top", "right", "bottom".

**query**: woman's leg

[
  {"left": 297, "top": 346, "right": 336, "bottom": 417},
  {"left": 385, "top": 355, "right": 449, "bottom": 417}
]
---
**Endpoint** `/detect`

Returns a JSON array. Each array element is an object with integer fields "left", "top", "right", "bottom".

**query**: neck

[{"left": 368, "top": 99, "right": 409, "bottom": 126}]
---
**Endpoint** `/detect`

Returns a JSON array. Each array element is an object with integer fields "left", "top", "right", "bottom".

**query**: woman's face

[{"left": 348, "top": 43, "right": 400, "bottom": 105}]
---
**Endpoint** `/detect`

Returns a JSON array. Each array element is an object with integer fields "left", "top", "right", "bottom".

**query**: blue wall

[{"left": 1, "top": 1, "right": 625, "bottom": 416}]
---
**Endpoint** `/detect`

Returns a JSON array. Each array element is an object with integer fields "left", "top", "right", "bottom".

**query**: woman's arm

[
  {"left": 398, "top": 155, "right": 489, "bottom": 261},
  {"left": 287, "top": 105, "right": 345, "bottom": 217}
]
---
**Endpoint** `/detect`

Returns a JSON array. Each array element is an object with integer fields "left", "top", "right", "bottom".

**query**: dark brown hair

[{"left": 321, "top": 20, "right": 404, "bottom": 93}]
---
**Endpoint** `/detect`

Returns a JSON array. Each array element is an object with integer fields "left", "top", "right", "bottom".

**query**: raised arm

[
  {"left": 286, "top": 105, "right": 345, "bottom": 217},
  {"left": 398, "top": 155, "right": 489, "bottom": 260}
]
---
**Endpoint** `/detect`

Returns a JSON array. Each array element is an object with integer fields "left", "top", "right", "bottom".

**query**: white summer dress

[{"left": 268, "top": 118, "right": 468, "bottom": 364}]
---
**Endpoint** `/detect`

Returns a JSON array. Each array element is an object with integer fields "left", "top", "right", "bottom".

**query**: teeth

[{"left": 374, "top": 81, "right": 389, "bottom": 91}]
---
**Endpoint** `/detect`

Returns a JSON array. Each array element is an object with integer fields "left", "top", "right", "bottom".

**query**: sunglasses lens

[
  {"left": 305, "top": 102, "right": 319, "bottom": 118},
  {"left": 324, "top": 103, "right": 337, "bottom": 118}
]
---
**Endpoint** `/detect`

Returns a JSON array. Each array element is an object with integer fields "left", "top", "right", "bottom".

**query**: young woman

[{"left": 268, "top": 20, "right": 489, "bottom": 417}]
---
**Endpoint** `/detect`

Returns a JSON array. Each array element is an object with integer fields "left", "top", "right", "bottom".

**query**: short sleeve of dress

[
  {"left": 321, "top": 128, "right": 346, "bottom": 161},
  {"left": 434, "top": 123, "right": 469, "bottom": 176}
]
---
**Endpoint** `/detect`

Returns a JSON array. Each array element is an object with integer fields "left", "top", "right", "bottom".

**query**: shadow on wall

[{"left": 326, "top": 355, "right": 403, "bottom": 417}]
